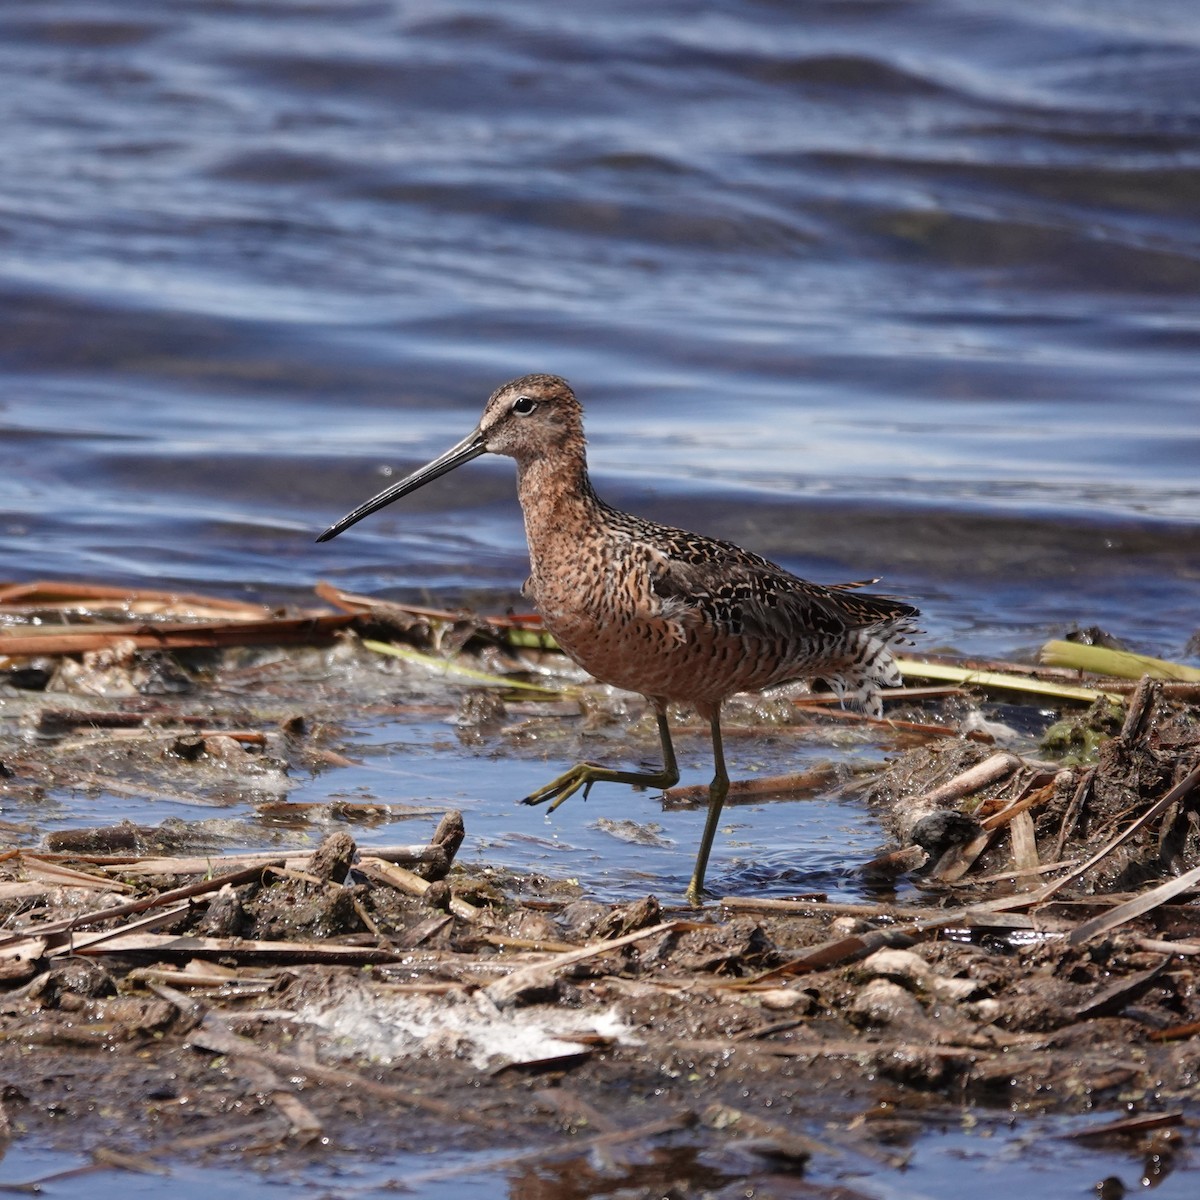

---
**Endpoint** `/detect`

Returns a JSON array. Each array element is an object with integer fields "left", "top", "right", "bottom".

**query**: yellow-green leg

[
  {"left": 522, "top": 708, "right": 680, "bottom": 812},
  {"left": 686, "top": 709, "right": 729, "bottom": 907}
]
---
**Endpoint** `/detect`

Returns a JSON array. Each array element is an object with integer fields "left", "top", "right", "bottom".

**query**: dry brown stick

[
  {"left": 1062, "top": 1111, "right": 1184, "bottom": 1139},
  {"left": 51, "top": 728, "right": 269, "bottom": 752},
  {"left": 478, "top": 932, "right": 580, "bottom": 953},
  {"left": 356, "top": 856, "right": 482, "bottom": 923},
  {"left": 664, "top": 764, "right": 840, "bottom": 805},
  {"left": 924, "top": 776, "right": 1057, "bottom": 884},
  {"left": 1102, "top": 681, "right": 1200, "bottom": 701},
  {"left": 896, "top": 752, "right": 1022, "bottom": 843},
  {"left": 791, "top": 685, "right": 962, "bottom": 706},
  {"left": 940, "top": 859, "right": 1078, "bottom": 886},
  {"left": 674, "top": 1035, "right": 984, "bottom": 1063},
  {"left": 52, "top": 902, "right": 196, "bottom": 955},
  {"left": 797, "top": 706, "right": 992, "bottom": 743},
  {"left": 0, "top": 613, "right": 355, "bottom": 656},
  {"left": 922, "top": 752, "right": 1023, "bottom": 809},
  {"left": 314, "top": 580, "right": 470, "bottom": 624},
  {"left": 719, "top": 896, "right": 933, "bottom": 920},
  {"left": 1150, "top": 1018, "right": 1200, "bottom": 1041},
  {"left": 981, "top": 779, "right": 1059, "bottom": 832},
  {"left": 72, "top": 929, "right": 406, "bottom": 964},
  {"left": 0, "top": 578, "right": 272, "bottom": 615},
  {"left": 16, "top": 855, "right": 136, "bottom": 893},
  {"left": 751, "top": 926, "right": 921, "bottom": 982},
  {"left": 1073, "top": 961, "right": 1169, "bottom": 1019},
  {"left": 750, "top": 893, "right": 1076, "bottom": 985}
]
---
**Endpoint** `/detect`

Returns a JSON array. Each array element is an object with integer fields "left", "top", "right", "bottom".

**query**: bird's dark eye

[{"left": 512, "top": 395, "right": 536, "bottom": 415}]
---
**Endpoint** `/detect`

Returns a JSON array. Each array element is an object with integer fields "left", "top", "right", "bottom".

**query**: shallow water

[
  {"left": 0, "top": 1114, "right": 1195, "bottom": 1199},
  {"left": 1, "top": 0, "right": 1198, "bottom": 1192}
]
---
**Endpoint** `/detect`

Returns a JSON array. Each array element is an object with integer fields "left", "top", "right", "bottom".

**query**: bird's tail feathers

[{"left": 823, "top": 624, "right": 908, "bottom": 720}]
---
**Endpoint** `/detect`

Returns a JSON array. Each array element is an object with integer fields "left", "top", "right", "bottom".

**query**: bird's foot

[
  {"left": 521, "top": 763, "right": 607, "bottom": 813},
  {"left": 522, "top": 762, "right": 679, "bottom": 814}
]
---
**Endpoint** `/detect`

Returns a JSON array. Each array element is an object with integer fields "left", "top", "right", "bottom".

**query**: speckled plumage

[{"left": 318, "top": 373, "right": 919, "bottom": 903}]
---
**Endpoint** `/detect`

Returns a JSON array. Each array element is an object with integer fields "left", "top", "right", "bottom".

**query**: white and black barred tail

[{"left": 822, "top": 618, "right": 915, "bottom": 719}]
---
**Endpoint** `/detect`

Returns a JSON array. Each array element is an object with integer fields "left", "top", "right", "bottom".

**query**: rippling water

[{"left": 0, "top": 0, "right": 1196, "bottom": 661}]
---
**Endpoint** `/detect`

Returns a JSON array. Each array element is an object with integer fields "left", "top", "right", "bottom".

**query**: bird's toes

[{"left": 521, "top": 766, "right": 585, "bottom": 807}]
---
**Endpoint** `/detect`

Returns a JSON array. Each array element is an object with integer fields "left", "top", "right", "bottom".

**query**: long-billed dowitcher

[{"left": 318, "top": 374, "right": 918, "bottom": 904}]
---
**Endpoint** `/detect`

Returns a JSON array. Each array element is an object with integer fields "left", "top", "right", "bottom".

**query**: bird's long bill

[{"left": 316, "top": 428, "right": 487, "bottom": 542}]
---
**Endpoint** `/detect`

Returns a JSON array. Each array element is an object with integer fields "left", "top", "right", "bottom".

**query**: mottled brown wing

[{"left": 642, "top": 526, "right": 917, "bottom": 643}]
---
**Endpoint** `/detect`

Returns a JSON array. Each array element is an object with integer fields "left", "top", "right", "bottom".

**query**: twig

[
  {"left": 356, "top": 856, "right": 482, "bottom": 923},
  {"left": 663, "top": 764, "right": 839, "bottom": 805},
  {"left": 897, "top": 752, "right": 1022, "bottom": 844},
  {"left": 1061, "top": 1111, "right": 1184, "bottom": 1139},
  {"left": 1053, "top": 767, "right": 1096, "bottom": 861}
]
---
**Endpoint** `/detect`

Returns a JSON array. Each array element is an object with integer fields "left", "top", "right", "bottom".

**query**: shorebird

[{"left": 318, "top": 374, "right": 918, "bottom": 904}]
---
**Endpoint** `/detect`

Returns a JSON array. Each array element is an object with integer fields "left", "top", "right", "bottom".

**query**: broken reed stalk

[
  {"left": 1053, "top": 767, "right": 1097, "bottom": 862},
  {"left": 895, "top": 657, "right": 1122, "bottom": 704},
  {"left": 663, "top": 764, "right": 840, "bottom": 805},
  {"left": 485, "top": 920, "right": 699, "bottom": 1007},
  {"left": 1040, "top": 640, "right": 1200, "bottom": 683},
  {"left": 0, "top": 614, "right": 356, "bottom": 656}
]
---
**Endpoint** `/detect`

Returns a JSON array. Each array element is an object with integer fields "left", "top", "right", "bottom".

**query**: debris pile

[{"left": 0, "top": 580, "right": 1198, "bottom": 1191}]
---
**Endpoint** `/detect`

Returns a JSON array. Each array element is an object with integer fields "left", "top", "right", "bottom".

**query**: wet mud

[{"left": 1, "top": 589, "right": 1198, "bottom": 1195}]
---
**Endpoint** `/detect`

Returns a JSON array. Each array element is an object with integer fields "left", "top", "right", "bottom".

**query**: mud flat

[{"left": 1, "top": 582, "right": 1198, "bottom": 1195}]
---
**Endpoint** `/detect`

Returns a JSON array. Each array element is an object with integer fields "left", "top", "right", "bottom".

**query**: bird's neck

[{"left": 515, "top": 448, "right": 605, "bottom": 559}]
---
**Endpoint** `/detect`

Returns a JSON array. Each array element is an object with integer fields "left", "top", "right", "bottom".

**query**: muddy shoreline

[{"left": 1, "top": 585, "right": 1198, "bottom": 1195}]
